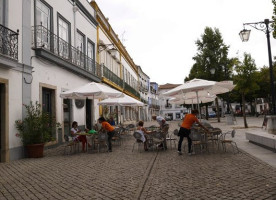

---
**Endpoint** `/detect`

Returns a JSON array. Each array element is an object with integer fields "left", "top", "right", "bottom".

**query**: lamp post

[{"left": 239, "top": 19, "right": 276, "bottom": 115}]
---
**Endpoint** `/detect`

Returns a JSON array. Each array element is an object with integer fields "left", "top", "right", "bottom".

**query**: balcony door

[
  {"left": 87, "top": 41, "right": 95, "bottom": 73},
  {"left": 0, "top": 0, "right": 4, "bottom": 25},
  {"left": 35, "top": 0, "right": 51, "bottom": 48},
  {"left": 58, "top": 15, "right": 70, "bottom": 59}
]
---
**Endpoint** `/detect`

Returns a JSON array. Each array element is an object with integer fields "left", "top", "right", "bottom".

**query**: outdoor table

[{"left": 77, "top": 131, "right": 98, "bottom": 153}]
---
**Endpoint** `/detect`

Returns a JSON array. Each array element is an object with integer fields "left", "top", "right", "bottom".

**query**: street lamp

[{"left": 239, "top": 19, "right": 276, "bottom": 115}]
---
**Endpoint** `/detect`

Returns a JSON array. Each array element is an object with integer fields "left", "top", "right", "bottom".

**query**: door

[
  {"left": 63, "top": 99, "right": 71, "bottom": 137},
  {"left": 86, "top": 99, "right": 92, "bottom": 130}
]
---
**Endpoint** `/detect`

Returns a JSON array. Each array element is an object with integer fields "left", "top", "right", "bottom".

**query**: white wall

[{"left": 0, "top": 68, "right": 23, "bottom": 148}]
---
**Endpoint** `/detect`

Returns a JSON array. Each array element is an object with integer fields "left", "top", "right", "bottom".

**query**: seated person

[
  {"left": 108, "top": 116, "right": 116, "bottom": 126},
  {"left": 136, "top": 121, "right": 152, "bottom": 151},
  {"left": 70, "top": 121, "right": 91, "bottom": 152}
]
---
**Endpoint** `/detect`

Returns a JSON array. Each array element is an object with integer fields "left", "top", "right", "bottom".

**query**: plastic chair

[
  {"left": 132, "top": 131, "right": 144, "bottom": 152},
  {"left": 219, "top": 129, "right": 239, "bottom": 154}
]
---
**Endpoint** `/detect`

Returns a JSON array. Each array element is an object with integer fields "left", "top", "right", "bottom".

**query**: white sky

[{"left": 95, "top": 0, "right": 275, "bottom": 85}]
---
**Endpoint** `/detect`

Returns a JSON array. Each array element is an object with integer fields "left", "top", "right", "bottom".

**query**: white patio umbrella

[
  {"left": 169, "top": 94, "right": 216, "bottom": 105},
  {"left": 163, "top": 79, "right": 235, "bottom": 118},
  {"left": 60, "top": 82, "right": 123, "bottom": 99},
  {"left": 60, "top": 82, "right": 123, "bottom": 126},
  {"left": 98, "top": 95, "right": 144, "bottom": 107}
]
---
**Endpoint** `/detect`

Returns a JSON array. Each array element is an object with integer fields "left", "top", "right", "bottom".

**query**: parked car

[{"left": 208, "top": 111, "right": 216, "bottom": 118}]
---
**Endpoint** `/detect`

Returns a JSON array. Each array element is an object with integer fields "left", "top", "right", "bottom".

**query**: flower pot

[{"left": 25, "top": 143, "right": 44, "bottom": 158}]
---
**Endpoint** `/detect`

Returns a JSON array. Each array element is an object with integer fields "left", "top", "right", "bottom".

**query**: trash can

[{"left": 226, "top": 114, "right": 234, "bottom": 125}]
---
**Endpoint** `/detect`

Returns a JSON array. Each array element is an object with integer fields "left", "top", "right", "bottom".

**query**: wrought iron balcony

[
  {"left": 0, "top": 24, "right": 19, "bottom": 60},
  {"left": 101, "top": 64, "right": 123, "bottom": 88},
  {"left": 32, "top": 25, "right": 101, "bottom": 79},
  {"left": 124, "top": 82, "right": 140, "bottom": 98}
]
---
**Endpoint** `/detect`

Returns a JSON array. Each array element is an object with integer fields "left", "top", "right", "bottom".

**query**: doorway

[
  {"left": 0, "top": 82, "right": 7, "bottom": 162},
  {"left": 63, "top": 99, "right": 72, "bottom": 137},
  {"left": 86, "top": 99, "right": 92, "bottom": 130}
]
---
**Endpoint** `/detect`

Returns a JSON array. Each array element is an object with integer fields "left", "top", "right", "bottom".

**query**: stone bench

[{"left": 245, "top": 131, "right": 276, "bottom": 152}]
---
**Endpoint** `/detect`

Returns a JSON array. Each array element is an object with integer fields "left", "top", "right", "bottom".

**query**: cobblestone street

[{"left": 0, "top": 119, "right": 276, "bottom": 200}]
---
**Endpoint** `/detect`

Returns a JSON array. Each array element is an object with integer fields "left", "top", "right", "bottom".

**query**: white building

[
  {"left": 0, "top": 0, "right": 100, "bottom": 161},
  {"left": 158, "top": 83, "right": 183, "bottom": 120}
]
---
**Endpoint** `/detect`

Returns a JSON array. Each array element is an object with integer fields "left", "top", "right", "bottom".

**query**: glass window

[
  {"left": 58, "top": 18, "right": 69, "bottom": 42},
  {"left": 87, "top": 41, "right": 94, "bottom": 59},
  {"left": 76, "top": 32, "right": 84, "bottom": 53},
  {"left": 58, "top": 17, "right": 69, "bottom": 59},
  {"left": 36, "top": 0, "right": 50, "bottom": 28},
  {"left": 0, "top": 0, "right": 3, "bottom": 25}
]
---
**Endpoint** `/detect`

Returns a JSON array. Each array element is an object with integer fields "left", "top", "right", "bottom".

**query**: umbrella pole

[{"left": 196, "top": 91, "right": 202, "bottom": 120}]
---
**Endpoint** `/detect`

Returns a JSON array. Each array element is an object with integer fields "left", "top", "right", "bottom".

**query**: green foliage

[
  {"left": 272, "top": 0, "right": 276, "bottom": 38},
  {"left": 188, "top": 27, "right": 233, "bottom": 81},
  {"left": 234, "top": 53, "right": 260, "bottom": 95},
  {"left": 15, "top": 101, "right": 60, "bottom": 145}
]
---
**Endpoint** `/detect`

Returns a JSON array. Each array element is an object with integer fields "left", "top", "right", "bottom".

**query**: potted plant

[{"left": 15, "top": 101, "right": 60, "bottom": 158}]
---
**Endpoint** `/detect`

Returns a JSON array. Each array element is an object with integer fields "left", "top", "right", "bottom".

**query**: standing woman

[
  {"left": 70, "top": 121, "right": 90, "bottom": 152},
  {"left": 98, "top": 117, "right": 115, "bottom": 152},
  {"left": 178, "top": 110, "right": 209, "bottom": 155}
]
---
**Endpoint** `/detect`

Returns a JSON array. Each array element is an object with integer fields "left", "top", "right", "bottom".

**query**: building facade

[
  {"left": 91, "top": 1, "right": 141, "bottom": 124},
  {"left": 158, "top": 83, "right": 183, "bottom": 120}
]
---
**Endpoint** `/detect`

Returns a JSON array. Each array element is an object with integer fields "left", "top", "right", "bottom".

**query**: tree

[
  {"left": 234, "top": 53, "right": 260, "bottom": 128},
  {"left": 272, "top": 0, "right": 276, "bottom": 38},
  {"left": 187, "top": 27, "right": 234, "bottom": 122}
]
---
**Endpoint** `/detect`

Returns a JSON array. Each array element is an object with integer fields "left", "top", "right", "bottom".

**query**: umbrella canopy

[
  {"left": 163, "top": 79, "right": 235, "bottom": 98},
  {"left": 60, "top": 82, "right": 123, "bottom": 99},
  {"left": 163, "top": 79, "right": 235, "bottom": 118},
  {"left": 169, "top": 95, "right": 216, "bottom": 105},
  {"left": 98, "top": 95, "right": 144, "bottom": 107}
]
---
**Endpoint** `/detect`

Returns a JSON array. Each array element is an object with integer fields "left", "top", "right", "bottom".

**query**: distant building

[{"left": 158, "top": 83, "right": 182, "bottom": 121}]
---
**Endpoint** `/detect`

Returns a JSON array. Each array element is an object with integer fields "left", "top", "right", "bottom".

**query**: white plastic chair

[{"left": 219, "top": 129, "right": 239, "bottom": 154}]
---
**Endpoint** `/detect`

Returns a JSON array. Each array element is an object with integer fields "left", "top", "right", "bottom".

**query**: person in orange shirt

[
  {"left": 98, "top": 117, "right": 115, "bottom": 152},
  {"left": 178, "top": 110, "right": 209, "bottom": 155}
]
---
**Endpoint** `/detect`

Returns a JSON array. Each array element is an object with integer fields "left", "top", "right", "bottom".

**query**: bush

[{"left": 15, "top": 101, "right": 60, "bottom": 145}]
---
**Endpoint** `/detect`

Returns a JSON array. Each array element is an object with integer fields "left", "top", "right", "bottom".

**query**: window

[
  {"left": 87, "top": 40, "right": 95, "bottom": 72},
  {"left": 36, "top": 0, "right": 50, "bottom": 28},
  {"left": 35, "top": 0, "right": 52, "bottom": 48},
  {"left": 0, "top": 0, "right": 4, "bottom": 25},
  {"left": 58, "top": 14, "right": 70, "bottom": 59},
  {"left": 76, "top": 31, "right": 84, "bottom": 53},
  {"left": 76, "top": 30, "right": 85, "bottom": 67}
]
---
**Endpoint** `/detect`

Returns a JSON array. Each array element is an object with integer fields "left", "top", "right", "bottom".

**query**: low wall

[{"left": 245, "top": 131, "right": 276, "bottom": 152}]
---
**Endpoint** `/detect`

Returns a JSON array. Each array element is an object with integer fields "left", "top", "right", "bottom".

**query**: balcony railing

[
  {"left": 124, "top": 82, "right": 140, "bottom": 98},
  {"left": 101, "top": 64, "right": 123, "bottom": 88},
  {"left": 32, "top": 25, "right": 100, "bottom": 77},
  {"left": 0, "top": 24, "right": 19, "bottom": 60}
]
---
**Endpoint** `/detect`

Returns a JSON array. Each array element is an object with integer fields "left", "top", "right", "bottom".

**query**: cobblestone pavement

[{"left": 0, "top": 119, "right": 276, "bottom": 200}]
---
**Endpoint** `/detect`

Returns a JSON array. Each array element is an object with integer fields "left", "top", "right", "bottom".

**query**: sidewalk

[
  {"left": 0, "top": 117, "right": 275, "bottom": 199},
  {"left": 206, "top": 116, "right": 276, "bottom": 168}
]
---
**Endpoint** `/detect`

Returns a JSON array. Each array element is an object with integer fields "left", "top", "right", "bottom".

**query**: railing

[
  {"left": 0, "top": 24, "right": 19, "bottom": 60},
  {"left": 101, "top": 64, "right": 123, "bottom": 88},
  {"left": 124, "top": 82, "right": 140, "bottom": 98},
  {"left": 32, "top": 25, "right": 100, "bottom": 77}
]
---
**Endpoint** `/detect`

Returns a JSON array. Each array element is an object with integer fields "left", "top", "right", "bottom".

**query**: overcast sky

[{"left": 95, "top": 0, "right": 275, "bottom": 85}]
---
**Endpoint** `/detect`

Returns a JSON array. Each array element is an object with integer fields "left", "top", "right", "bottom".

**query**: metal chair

[
  {"left": 94, "top": 132, "right": 108, "bottom": 153},
  {"left": 219, "top": 129, "right": 239, "bottom": 154},
  {"left": 63, "top": 135, "right": 80, "bottom": 155},
  {"left": 166, "top": 129, "right": 178, "bottom": 149},
  {"left": 190, "top": 128, "right": 208, "bottom": 154},
  {"left": 151, "top": 131, "right": 166, "bottom": 151},
  {"left": 112, "top": 128, "right": 122, "bottom": 146}
]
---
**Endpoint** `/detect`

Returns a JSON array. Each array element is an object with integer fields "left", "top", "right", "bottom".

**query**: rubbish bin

[{"left": 226, "top": 114, "right": 234, "bottom": 125}]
